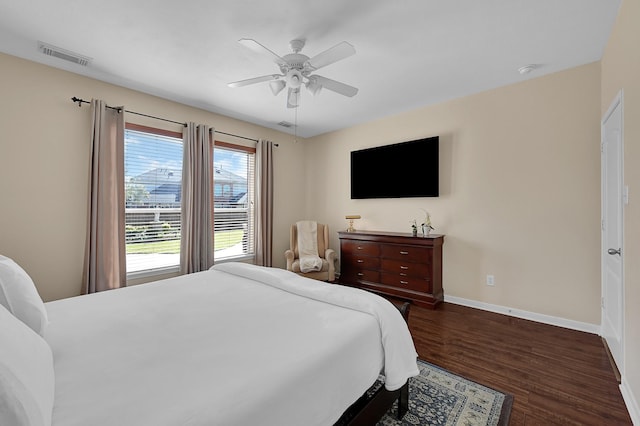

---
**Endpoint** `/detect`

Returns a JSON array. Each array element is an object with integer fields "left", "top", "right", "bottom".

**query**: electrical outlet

[{"left": 486, "top": 275, "right": 495, "bottom": 286}]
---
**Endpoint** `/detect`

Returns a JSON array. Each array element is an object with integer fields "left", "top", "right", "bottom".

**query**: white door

[{"left": 601, "top": 91, "right": 624, "bottom": 373}]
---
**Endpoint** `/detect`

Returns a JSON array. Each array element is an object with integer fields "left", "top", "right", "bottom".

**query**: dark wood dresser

[{"left": 338, "top": 230, "right": 444, "bottom": 309}]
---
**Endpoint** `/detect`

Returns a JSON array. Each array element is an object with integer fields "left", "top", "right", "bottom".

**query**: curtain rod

[{"left": 70, "top": 97, "right": 264, "bottom": 144}]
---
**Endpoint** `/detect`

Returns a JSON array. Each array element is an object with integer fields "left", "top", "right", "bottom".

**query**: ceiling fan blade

[
  {"left": 228, "top": 74, "right": 281, "bottom": 88},
  {"left": 312, "top": 75, "right": 358, "bottom": 97},
  {"left": 306, "top": 41, "right": 355, "bottom": 71},
  {"left": 287, "top": 88, "right": 300, "bottom": 108},
  {"left": 238, "top": 38, "right": 288, "bottom": 67}
]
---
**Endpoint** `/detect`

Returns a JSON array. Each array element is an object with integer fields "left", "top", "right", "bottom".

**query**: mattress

[{"left": 44, "top": 263, "right": 418, "bottom": 426}]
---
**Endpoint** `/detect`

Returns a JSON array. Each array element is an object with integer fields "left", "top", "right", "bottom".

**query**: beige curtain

[
  {"left": 255, "top": 139, "right": 274, "bottom": 266},
  {"left": 180, "top": 123, "right": 214, "bottom": 274},
  {"left": 82, "top": 99, "right": 126, "bottom": 294}
]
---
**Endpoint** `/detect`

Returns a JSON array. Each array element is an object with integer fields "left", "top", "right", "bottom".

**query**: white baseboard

[
  {"left": 621, "top": 379, "right": 640, "bottom": 425},
  {"left": 443, "top": 295, "right": 601, "bottom": 335}
]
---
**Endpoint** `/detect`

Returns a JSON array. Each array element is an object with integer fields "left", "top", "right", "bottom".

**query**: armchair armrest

[
  {"left": 285, "top": 249, "right": 295, "bottom": 271},
  {"left": 324, "top": 248, "right": 336, "bottom": 282}
]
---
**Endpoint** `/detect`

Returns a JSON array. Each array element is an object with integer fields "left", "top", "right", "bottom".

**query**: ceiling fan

[{"left": 228, "top": 38, "right": 358, "bottom": 108}]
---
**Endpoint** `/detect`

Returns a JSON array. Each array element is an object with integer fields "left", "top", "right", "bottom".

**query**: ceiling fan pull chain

[{"left": 294, "top": 105, "right": 298, "bottom": 143}]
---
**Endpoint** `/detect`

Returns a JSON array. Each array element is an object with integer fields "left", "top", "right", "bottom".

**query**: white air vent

[
  {"left": 277, "top": 121, "right": 294, "bottom": 128},
  {"left": 37, "top": 41, "right": 92, "bottom": 66}
]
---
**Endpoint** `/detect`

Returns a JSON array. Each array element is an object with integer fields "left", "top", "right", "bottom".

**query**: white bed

[{"left": 1, "top": 260, "right": 418, "bottom": 426}]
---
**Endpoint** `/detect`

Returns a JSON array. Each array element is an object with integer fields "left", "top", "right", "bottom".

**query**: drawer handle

[
  {"left": 357, "top": 273, "right": 364, "bottom": 277},
  {"left": 400, "top": 266, "right": 409, "bottom": 270},
  {"left": 400, "top": 280, "right": 408, "bottom": 285},
  {"left": 400, "top": 273, "right": 407, "bottom": 277},
  {"left": 357, "top": 259, "right": 364, "bottom": 263},
  {"left": 400, "top": 251, "right": 409, "bottom": 255},
  {"left": 357, "top": 246, "right": 363, "bottom": 250}
]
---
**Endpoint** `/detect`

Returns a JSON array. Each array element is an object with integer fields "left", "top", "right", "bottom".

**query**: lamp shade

[
  {"left": 269, "top": 80, "right": 286, "bottom": 95},
  {"left": 306, "top": 78, "right": 322, "bottom": 96},
  {"left": 345, "top": 215, "right": 361, "bottom": 232}
]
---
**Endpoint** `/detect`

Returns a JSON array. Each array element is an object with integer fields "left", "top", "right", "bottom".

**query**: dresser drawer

[
  {"left": 341, "top": 240, "right": 380, "bottom": 257},
  {"left": 341, "top": 269, "right": 380, "bottom": 285},
  {"left": 381, "top": 244, "right": 430, "bottom": 262},
  {"left": 381, "top": 272, "right": 431, "bottom": 293},
  {"left": 381, "top": 258, "right": 430, "bottom": 278},
  {"left": 342, "top": 254, "right": 380, "bottom": 270}
]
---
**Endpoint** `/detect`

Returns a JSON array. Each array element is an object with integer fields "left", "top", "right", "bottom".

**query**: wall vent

[
  {"left": 277, "top": 121, "right": 294, "bottom": 128},
  {"left": 37, "top": 41, "right": 92, "bottom": 66}
]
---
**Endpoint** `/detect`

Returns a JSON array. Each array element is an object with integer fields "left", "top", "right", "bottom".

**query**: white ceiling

[{"left": 0, "top": 0, "right": 621, "bottom": 138}]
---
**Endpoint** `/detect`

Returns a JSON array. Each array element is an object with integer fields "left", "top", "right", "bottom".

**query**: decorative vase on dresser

[{"left": 338, "top": 230, "right": 444, "bottom": 309}]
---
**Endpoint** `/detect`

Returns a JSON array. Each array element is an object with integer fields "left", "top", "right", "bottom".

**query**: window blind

[
  {"left": 124, "top": 128, "right": 183, "bottom": 274},
  {"left": 213, "top": 144, "right": 255, "bottom": 260}
]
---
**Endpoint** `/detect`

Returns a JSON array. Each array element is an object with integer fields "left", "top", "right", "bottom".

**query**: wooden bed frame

[{"left": 335, "top": 301, "right": 412, "bottom": 425}]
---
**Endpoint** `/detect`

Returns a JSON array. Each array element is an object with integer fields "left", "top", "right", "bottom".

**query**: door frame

[{"left": 601, "top": 90, "right": 625, "bottom": 375}]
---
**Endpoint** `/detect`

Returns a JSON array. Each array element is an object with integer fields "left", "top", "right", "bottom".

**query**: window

[
  {"left": 213, "top": 142, "right": 256, "bottom": 261},
  {"left": 124, "top": 124, "right": 257, "bottom": 276},
  {"left": 124, "top": 124, "right": 183, "bottom": 276}
]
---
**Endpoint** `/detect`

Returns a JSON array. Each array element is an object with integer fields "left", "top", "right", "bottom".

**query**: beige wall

[
  {"left": 601, "top": 0, "right": 640, "bottom": 419},
  {"left": 306, "top": 62, "right": 602, "bottom": 325},
  {"left": 0, "top": 52, "right": 305, "bottom": 302}
]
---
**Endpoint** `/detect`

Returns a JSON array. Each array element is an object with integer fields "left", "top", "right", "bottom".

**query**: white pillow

[
  {"left": 0, "top": 304, "right": 55, "bottom": 426},
  {"left": 0, "top": 255, "right": 48, "bottom": 336}
]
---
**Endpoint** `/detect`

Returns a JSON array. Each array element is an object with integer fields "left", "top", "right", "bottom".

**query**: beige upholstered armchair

[{"left": 285, "top": 222, "right": 337, "bottom": 282}]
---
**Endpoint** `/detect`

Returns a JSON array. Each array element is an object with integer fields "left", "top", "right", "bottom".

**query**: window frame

[
  {"left": 211, "top": 140, "right": 257, "bottom": 263},
  {"left": 124, "top": 123, "right": 184, "bottom": 280}
]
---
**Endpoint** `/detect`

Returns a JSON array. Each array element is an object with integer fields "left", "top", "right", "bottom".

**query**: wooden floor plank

[{"left": 405, "top": 302, "right": 632, "bottom": 425}]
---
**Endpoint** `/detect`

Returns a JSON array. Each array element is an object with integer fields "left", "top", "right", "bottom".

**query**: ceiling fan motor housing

[{"left": 281, "top": 53, "right": 310, "bottom": 71}]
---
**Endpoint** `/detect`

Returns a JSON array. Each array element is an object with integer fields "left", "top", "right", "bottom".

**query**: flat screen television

[{"left": 350, "top": 136, "right": 439, "bottom": 199}]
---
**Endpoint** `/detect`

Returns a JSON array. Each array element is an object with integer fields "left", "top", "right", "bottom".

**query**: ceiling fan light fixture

[
  {"left": 287, "top": 88, "right": 300, "bottom": 108},
  {"left": 286, "top": 69, "right": 303, "bottom": 89},
  {"left": 306, "top": 78, "right": 322, "bottom": 96},
  {"left": 269, "top": 79, "right": 286, "bottom": 95}
]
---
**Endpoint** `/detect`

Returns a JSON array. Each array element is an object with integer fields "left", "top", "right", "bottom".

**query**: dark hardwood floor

[{"left": 406, "top": 302, "right": 632, "bottom": 425}]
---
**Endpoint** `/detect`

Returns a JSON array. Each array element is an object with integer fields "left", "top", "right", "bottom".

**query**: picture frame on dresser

[{"left": 338, "top": 230, "right": 444, "bottom": 309}]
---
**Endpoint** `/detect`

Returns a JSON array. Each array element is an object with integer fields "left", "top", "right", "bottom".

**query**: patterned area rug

[{"left": 377, "top": 359, "right": 513, "bottom": 426}]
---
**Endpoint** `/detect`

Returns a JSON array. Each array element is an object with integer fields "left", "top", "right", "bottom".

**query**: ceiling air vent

[
  {"left": 277, "top": 121, "right": 294, "bottom": 128},
  {"left": 37, "top": 41, "right": 92, "bottom": 66}
]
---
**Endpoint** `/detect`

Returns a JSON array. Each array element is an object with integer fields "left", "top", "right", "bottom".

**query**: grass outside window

[{"left": 126, "top": 229, "right": 244, "bottom": 254}]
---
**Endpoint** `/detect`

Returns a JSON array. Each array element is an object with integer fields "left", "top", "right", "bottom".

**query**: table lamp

[{"left": 345, "top": 215, "right": 361, "bottom": 232}]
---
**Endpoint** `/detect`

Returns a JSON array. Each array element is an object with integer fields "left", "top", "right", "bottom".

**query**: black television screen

[{"left": 350, "top": 136, "right": 439, "bottom": 199}]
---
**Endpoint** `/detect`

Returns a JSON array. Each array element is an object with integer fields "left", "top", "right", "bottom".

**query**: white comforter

[{"left": 44, "top": 263, "right": 418, "bottom": 426}]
